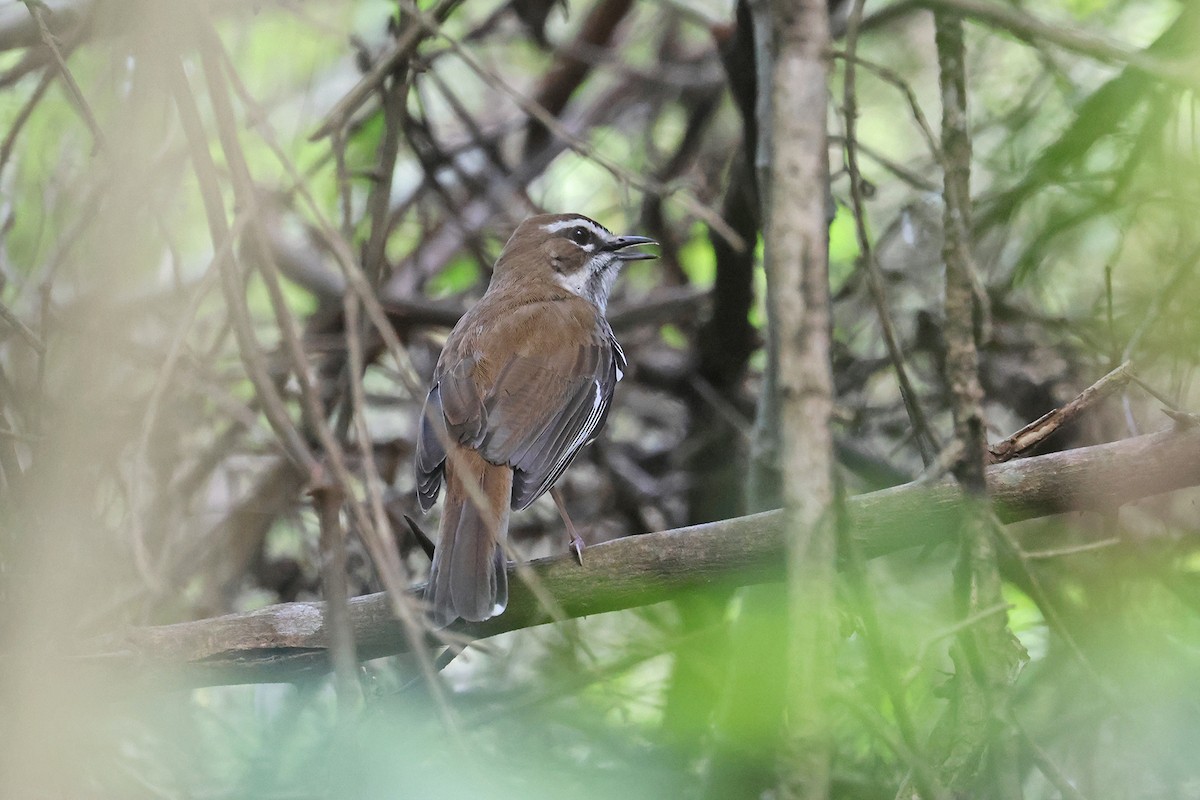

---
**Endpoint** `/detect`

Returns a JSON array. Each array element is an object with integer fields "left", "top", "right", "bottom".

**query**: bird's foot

[{"left": 569, "top": 532, "right": 586, "bottom": 566}]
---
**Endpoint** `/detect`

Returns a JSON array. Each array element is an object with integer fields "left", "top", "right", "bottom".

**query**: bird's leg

[{"left": 549, "top": 486, "right": 585, "bottom": 565}]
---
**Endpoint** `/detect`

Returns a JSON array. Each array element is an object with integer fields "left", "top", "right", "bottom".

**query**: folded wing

[{"left": 415, "top": 328, "right": 624, "bottom": 512}]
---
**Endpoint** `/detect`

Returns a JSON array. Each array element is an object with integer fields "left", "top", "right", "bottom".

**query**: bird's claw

[{"left": 569, "top": 533, "right": 586, "bottom": 566}]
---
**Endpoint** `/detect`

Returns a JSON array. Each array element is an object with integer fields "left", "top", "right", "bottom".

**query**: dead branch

[{"left": 988, "top": 361, "right": 1132, "bottom": 463}]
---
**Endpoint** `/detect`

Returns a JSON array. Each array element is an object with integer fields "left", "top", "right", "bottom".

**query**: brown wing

[
  {"left": 415, "top": 327, "right": 624, "bottom": 512},
  {"left": 415, "top": 352, "right": 485, "bottom": 512}
]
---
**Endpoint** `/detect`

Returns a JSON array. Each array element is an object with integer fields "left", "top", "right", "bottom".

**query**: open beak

[{"left": 606, "top": 234, "right": 658, "bottom": 261}]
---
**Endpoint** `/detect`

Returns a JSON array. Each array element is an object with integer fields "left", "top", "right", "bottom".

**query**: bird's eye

[{"left": 571, "top": 227, "right": 589, "bottom": 245}]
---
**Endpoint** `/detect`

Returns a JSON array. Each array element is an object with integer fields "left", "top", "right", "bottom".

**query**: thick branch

[{"left": 99, "top": 427, "right": 1200, "bottom": 687}]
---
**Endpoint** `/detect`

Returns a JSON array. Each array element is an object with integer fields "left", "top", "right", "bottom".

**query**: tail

[{"left": 425, "top": 445, "right": 512, "bottom": 627}]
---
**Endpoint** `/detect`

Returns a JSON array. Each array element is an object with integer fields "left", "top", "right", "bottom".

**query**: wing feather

[{"left": 414, "top": 302, "right": 623, "bottom": 513}]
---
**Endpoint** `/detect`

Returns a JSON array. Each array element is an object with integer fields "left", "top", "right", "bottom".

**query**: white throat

[{"left": 555, "top": 253, "right": 620, "bottom": 314}]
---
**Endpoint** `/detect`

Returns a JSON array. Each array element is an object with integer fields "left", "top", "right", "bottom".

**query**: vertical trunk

[
  {"left": 934, "top": 13, "right": 1025, "bottom": 799},
  {"left": 761, "top": 1, "right": 838, "bottom": 797}
]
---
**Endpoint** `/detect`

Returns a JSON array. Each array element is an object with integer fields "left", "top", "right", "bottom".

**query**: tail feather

[{"left": 425, "top": 446, "right": 511, "bottom": 627}]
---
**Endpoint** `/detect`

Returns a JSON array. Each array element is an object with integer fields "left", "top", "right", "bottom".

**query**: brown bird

[{"left": 415, "top": 213, "right": 657, "bottom": 626}]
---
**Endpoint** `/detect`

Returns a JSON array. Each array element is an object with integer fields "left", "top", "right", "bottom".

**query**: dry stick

[
  {"left": 984, "top": 344, "right": 1141, "bottom": 693},
  {"left": 988, "top": 360, "right": 1133, "bottom": 463},
  {"left": 0, "top": 297, "right": 44, "bottom": 355},
  {"left": 340, "top": 293, "right": 496, "bottom": 672},
  {"left": 1011, "top": 716, "right": 1092, "bottom": 800},
  {"left": 331, "top": 128, "right": 354, "bottom": 240},
  {"left": 836, "top": 7, "right": 949, "bottom": 799},
  {"left": 989, "top": 520, "right": 1119, "bottom": 707},
  {"left": 252, "top": 223, "right": 416, "bottom": 601},
  {"left": 841, "top": 0, "right": 940, "bottom": 467},
  {"left": 128, "top": 220, "right": 233, "bottom": 592},
  {"left": 166, "top": 57, "right": 318, "bottom": 475},
  {"left": 834, "top": 51, "right": 941, "bottom": 161},
  {"left": 211, "top": 18, "right": 524, "bottom": 594},
  {"left": 835, "top": 690, "right": 944, "bottom": 798},
  {"left": 312, "top": 482, "right": 363, "bottom": 708},
  {"left": 828, "top": 135, "right": 939, "bottom": 193},
  {"left": 21, "top": 0, "right": 103, "bottom": 151},
  {"left": 211, "top": 38, "right": 427, "bottom": 402},
  {"left": 105, "top": 426, "right": 1200, "bottom": 686},
  {"left": 343, "top": 292, "right": 403, "bottom": 593},
  {"left": 375, "top": 73, "right": 639, "bottom": 293},
  {"left": 360, "top": 76, "right": 405, "bottom": 288},
  {"left": 421, "top": 66, "right": 530, "bottom": 209},
  {"left": 400, "top": 95, "right": 496, "bottom": 272},
  {"left": 194, "top": 41, "right": 454, "bottom": 716},
  {"left": 179, "top": 36, "right": 350, "bottom": 615},
  {"left": 393, "top": 0, "right": 745, "bottom": 251},
  {"left": 0, "top": 63, "right": 53, "bottom": 175},
  {"left": 901, "top": 601, "right": 1010, "bottom": 689},
  {"left": 1023, "top": 538, "right": 1120, "bottom": 560},
  {"left": 309, "top": 0, "right": 463, "bottom": 141}
]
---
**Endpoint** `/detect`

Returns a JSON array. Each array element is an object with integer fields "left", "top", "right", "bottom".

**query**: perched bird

[{"left": 415, "top": 213, "right": 657, "bottom": 626}]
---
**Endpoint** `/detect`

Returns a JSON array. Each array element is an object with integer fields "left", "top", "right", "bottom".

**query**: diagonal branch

[{"left": 104, "top": 426, "right": 1200, "bottom": 687}]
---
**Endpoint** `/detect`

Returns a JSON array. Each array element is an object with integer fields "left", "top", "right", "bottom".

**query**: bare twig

[
  {"left": 312, "top": 481, "right": 362, "bottom": 708},
  {"left": 1023, "top": 539, "right": 1120, "bottom": 560},
  {"left": 393, "top": 0, "right": 745, "bottom": 250},
  {"left": 210, "top": 34, "right": 428, "bottom": 401},
  {"left": 309, "top": 0, "right": 464, "bottom": 140},
  {"left": 0, "top": 64, "right": 54, "bottom": 176},
  {"left": 833, "top": 50, "right": 940, "bottom": 161},
  {"left": 128, "top": 217, "right": 234, "bottom": 590},
  {"left": 916, "top": 0, "right": 1200, "bottom": 92},
  {"left": 989, "top": 361, "right": 1133, "bottom": 463},
  {"left": 841, "top": 0, "right": 940, "bottom": 467},
  {"left": 829, "top": 135, "right": 939, "bottom": 192},
  {"left": 194, "top": 37, "right": 450, "bottom": 709},
  {"left": 22, "top": 0, "right": 103, "bottom": 151},
  {"left": 0, "top": 297, "right": 45, "bottom": 355},
  {"left": 1012, "top": 716, "right": 1092, "bottom": 800},
  {"left": 167, "top": 56, "right": 319, "bottom": 475}
]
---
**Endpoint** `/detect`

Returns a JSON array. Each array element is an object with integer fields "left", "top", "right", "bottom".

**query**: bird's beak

[{"left": 605, "top": 235, "right": 658, "bottom": 261}]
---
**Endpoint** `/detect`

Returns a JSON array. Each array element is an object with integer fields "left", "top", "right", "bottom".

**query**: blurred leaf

[
  {"left": 428, "top": 255, "right": 483, "bottom": 297},
  {"left": 679, "top": 222, "right": 716, "bottom": 287}
]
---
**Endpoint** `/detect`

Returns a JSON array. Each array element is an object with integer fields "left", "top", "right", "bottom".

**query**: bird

[{"left": 414, "top": 213, "right": 657, "bottom": 626}]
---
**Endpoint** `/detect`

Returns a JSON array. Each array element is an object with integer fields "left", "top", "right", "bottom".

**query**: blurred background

[{"left": 0, "top": 0, "right": 1198, "bottom": 797}]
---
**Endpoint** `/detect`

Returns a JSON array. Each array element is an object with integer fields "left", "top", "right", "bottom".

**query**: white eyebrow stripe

[{"left": 540, "top": 218, "right": 611, "bottom": 238}]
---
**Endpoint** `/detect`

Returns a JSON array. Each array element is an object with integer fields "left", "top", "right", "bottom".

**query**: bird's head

[{"left": 492, "top": 213, "right": 657, "bottom": 314}]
